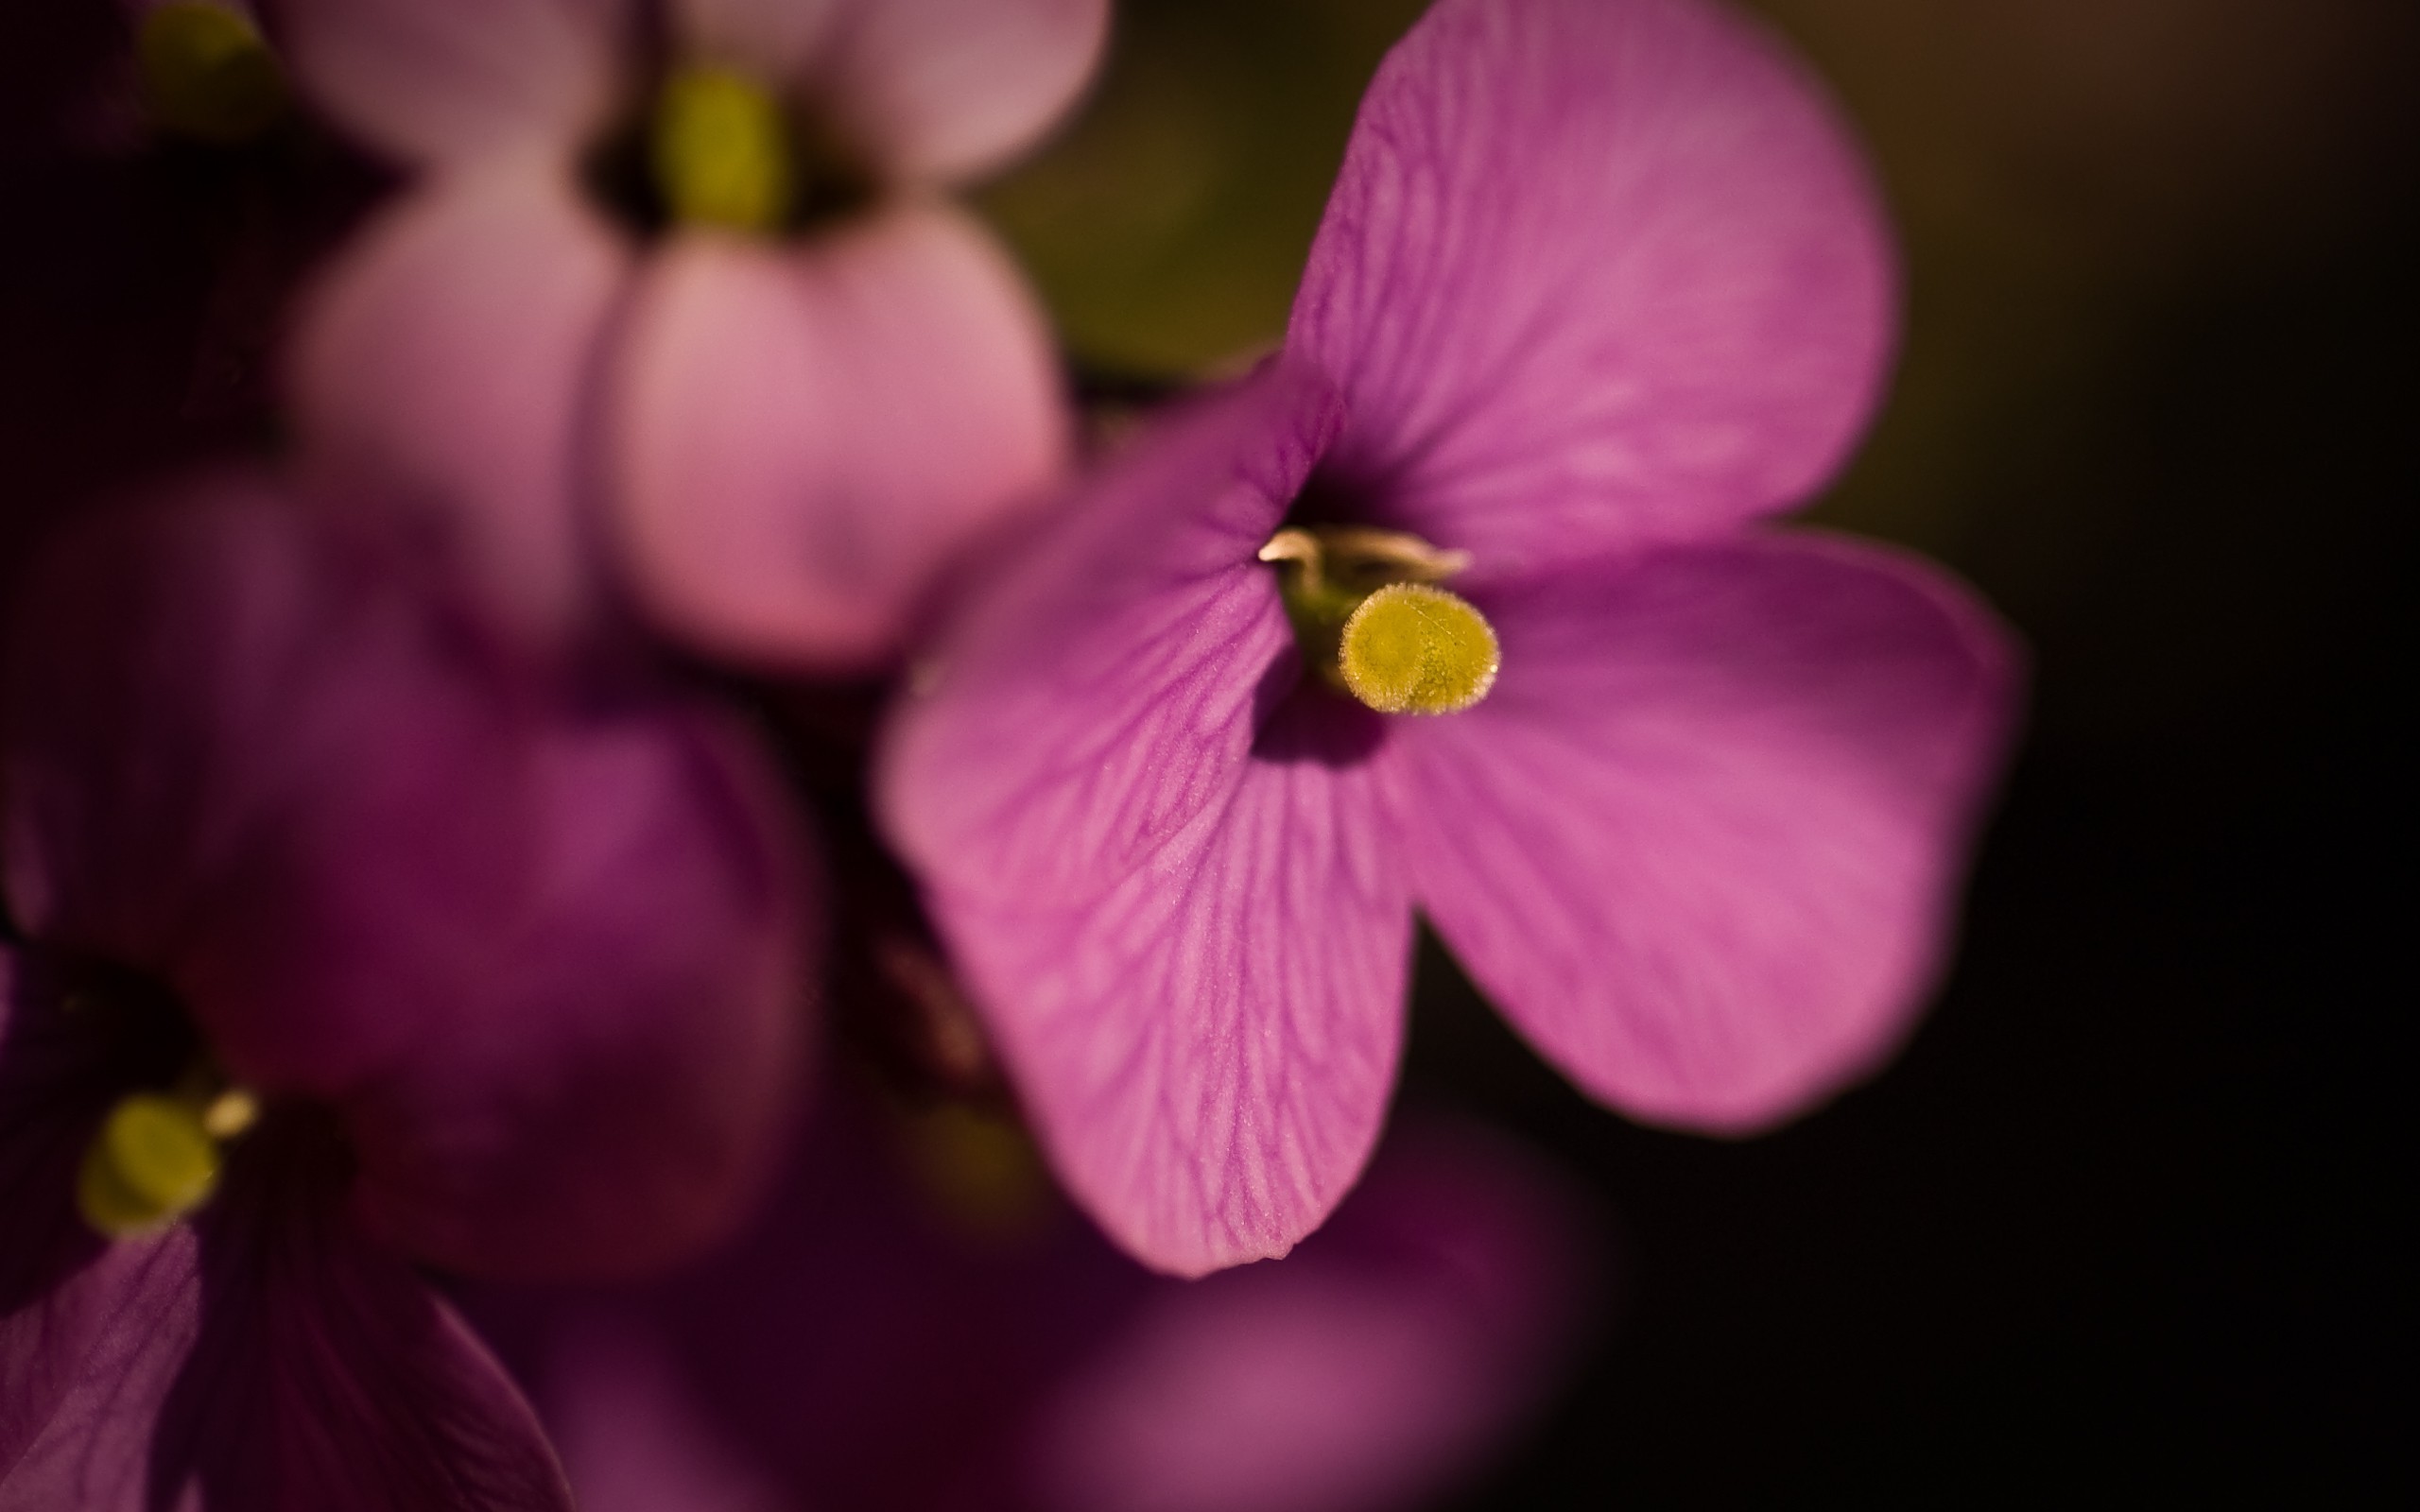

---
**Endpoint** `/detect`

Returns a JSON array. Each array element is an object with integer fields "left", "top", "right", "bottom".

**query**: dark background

[{"left": 988, "top": 1, "right": 2415, "bottom": 1502}]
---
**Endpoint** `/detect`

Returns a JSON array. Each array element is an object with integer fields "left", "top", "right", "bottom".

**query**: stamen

[
  {"left": 651, "top": 65, "right": 793, "bottom": 232},
  {"left": 78, "top": 1093, "right": 220, "bottom": 1238},
  {"left": 137, "top": 2, "right": 285, "bottom": 145},
  {"left": 1339, "top": 583, "right": 1500, "bottom": 714},
  {"left": 1261, "top": 524, "right": 1499, "bottom": 714}
]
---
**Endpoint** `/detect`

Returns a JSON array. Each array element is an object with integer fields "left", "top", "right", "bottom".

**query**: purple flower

[
  {"left": 269, "top": 0, "right": 1106, "bottom": 666},
  {"left": 0, "top": 476, "right": 812, "bottom": 1507},
  {"left": 467, "top": 1088, "right": 1596, "bottom": 1512},
  {"left": 880, "top": 0, "right": 2020, "bottom": 1274}
]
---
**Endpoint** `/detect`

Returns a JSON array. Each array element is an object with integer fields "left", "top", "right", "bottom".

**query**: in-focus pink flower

[
  {"left": 467, "top": 1090, "right": 1597, "bottom": 1512},
  {"left": 881, "top": 0, "right": 2020, "bottom": 1273},
  {"left": 0, "top": 477, "right": 812, "bottom": 1507},
  {"left": 274, "top": 0, "right": 1107, "bottom": 667}
]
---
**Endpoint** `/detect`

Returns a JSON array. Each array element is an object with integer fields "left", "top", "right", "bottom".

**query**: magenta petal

[
  {"left": 1289, "top": 0, "right": 1896, "bottom": 574},
  {"left": 2, "top": 481, "right": 533, "bottom": 1096},
  {"left": 817, "top": 0, "right": 1111, "bottom": 181},
  {"left": 609, "top": 206, "right": 1068, "bottom": 670},
  {"left": 928, "top": 700, "right": 1411, "bottom": 1277},
  {"left": 287, "top": 166, "right": 631, "bottom": 650},
  {"left": 279, "top": 0, "right": 623, "bottom": 167},
  {"left": 344, "top": 705, "right": 814, "bottom": 1280},
  {"left": 880, "top": 363, "right": 1340, "bottom": 911},
  {"left": 4, "top": 1117, "right": 573, "bottom": 1510},
  {"left": 1400, "top": 532, "right": 2019, "bottom": 1132},
  {"left": 1028, "top": 1116, "right": 1596, "bottom": 1512}
]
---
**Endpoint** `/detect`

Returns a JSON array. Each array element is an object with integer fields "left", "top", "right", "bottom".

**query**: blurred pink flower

[
  {"left": 274, "top": 0, "right": 1105, "bottom": 667},
  {"left": 468, "top": 1091, "right": 1597, "bottom": 1512},
  {"left": 0, "top": 477, "right": 813, "bottom": 1507},
  {"left": 881, "top": 0, "right": 2019, "bottom": 1274}
]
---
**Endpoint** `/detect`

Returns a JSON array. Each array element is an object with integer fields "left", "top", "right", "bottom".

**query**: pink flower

[
  {"left": 880, "top": 0, "right": 2020, "bottom": 1273},
  {"left": 0, "top": 477, "right": 812, "bottom": 1507},
  {"left": 274, "top": 0, "right": 1107, "bottom": 667},
  {"left": 467, "top": 1091, "right": 1596, "bottom": 1512}
]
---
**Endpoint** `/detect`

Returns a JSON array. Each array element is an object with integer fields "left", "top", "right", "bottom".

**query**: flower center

[
  {"left": 136, "top": 2, "right": 286, "bottom": 144},
  {"left": 78, "top": 1069, "right": 260, "bottom": 1239},
  {"left": 1260, "top": 525, "right": 1500, "bottom": 715},
  {"left": 591, "top": 60, "right": 876, "bottom": 237}
]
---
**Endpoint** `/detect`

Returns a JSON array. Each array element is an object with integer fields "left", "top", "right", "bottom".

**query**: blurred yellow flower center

[
  {"left": 137, "top": 2, "right": 286, "bottom": 144},
  {"left": 651, "top": 65, "right": 793, "bottom": 232},
  {"left": 1260, "top": 524, "right": 1499, "bottom": 715},
  {"left": 77, "top": 1084, "right": 259, "bottom": 1239}
]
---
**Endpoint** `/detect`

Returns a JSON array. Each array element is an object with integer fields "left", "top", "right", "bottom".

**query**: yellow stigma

[
  {"left": 78, "top": 1093, "right": 221, "bottom": 1238},
  {"left": 1260, "top": 524, "right": 1499, "bottom": 715},
  {"left": 137, "top": 2, "right": 286, "bottom": 144},
  {"left": 651, "top": 65, "right": 793, "bottom": 232},
  {"left": 1338, "top": 582, "right": 1500, "bottom": 714}
]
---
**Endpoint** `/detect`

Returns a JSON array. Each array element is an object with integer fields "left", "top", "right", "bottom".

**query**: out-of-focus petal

[
  {"left": 609, "top": 203, "right": 1067, "bottom": 671},
  {"left": 276, "top": 0, "right": 626, "bottom": 167},
  {"left": 879, "top": 364, "right": 1339, "bottom": 911},
  {"left": 1399, "top": 532, "right": 2019, "bottom": 1132},
  {"left": 1029, "top": 1116, "right": 1598, "bottom": 1512},
  {"left": 2, "top": 482, "right": 533, "bottom": 1097},
  {"left": 1289, "top": 0, "right": 1896, "bottom": 576},
  {"left": 5, "top": 1114, "right": 573, "bottom": 1510},
  {"left": 286, "top": 165, "right": 631, "bottom": 651},
  {"left": 927, "top": 695, "right": 1412, "bottom": 1277},
  {"left": 344, "top": 705, "right": 814, "bottom": 1280},
  {"left": 816, "top": 0, "right": 1110, "bottom": 181},
  {"left": 671, "top": 0, "right": 839, "bottom": 80}
]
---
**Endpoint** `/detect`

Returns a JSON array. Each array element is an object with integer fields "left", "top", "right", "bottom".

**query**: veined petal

[
  {"left": 816, "top": 0, "right": 1111, "bottom": 182},
  {"left": 879, "top": 363, "right": 1340, "bottom": 911},
  {"left": 3, "top": 1115, "right": 572, "bottom": 1511},
  {"left": 1399, "top": 532, "right": 2018, "bottom": 1132},
  {"left": 277, "top": 0, "right": 626, "bottom": 167},
  {"left": 928, "top": 696, "right": 1412, "bottom": 1277},
  {"left": 286, "top": 164, "right": 632, "bottom": 652},
  {"left": 0, "top": 948, "right": 182, "bottom": 1487},
  {"left": 609, "top": 203, "right": 1067, "bottom": 671},
  {"left": 2, "top": 481, "right": 534, "bottom": 1095},
  {"left": 1289, "top": 0, "right": 1896, "bottom": 573},
  {"left": 344, "top": 704, "right": 814, "bottom": 1280}
]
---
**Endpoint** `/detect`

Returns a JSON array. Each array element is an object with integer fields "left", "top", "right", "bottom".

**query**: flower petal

[
  {"left": 286, "top": 164, "right": 631, "bottom": 651},
  {"left": 1029, "top": 1115, "right": 1598, "bottom": 1512},
  {"left": 1288, "top": 0, "right": 1896, "bottom": 574},
  {"left": 670, "top": 0, "right": 839, "bottom": 80},
  {"left": 1400, "top": 532, "right": 2019, "bottom": 1132},
  {"left": 609, "top": 204, "right": 1068, "bottom": 671},
  {"left": 816, "top": 0, "right": 1111, "bottom": 181},
  {"left": 5, "top": 1115, "right": 573, "bottom": 1510},
  {"left": 878, "top": 363, "right": 1339, "bottom": 911},
  {"left": 0, "top": 947, "right": 182, "bottom": 1487},
  {"left": 2, "top": 480, "right": 534, "bottom": 1095},
  {"left": 343, "top": 703, "right": 814, "bottom": 1280},
  {"left": 278, "top": 0, "right": 624, "bottom": 167},
  {"left": 926, "top": 695, "right": 1412, "bottom": 1277}
]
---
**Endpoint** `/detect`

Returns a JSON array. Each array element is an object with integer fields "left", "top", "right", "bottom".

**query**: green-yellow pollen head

[
  {"left": 78, "top": 1093, "right": 221, "bottom": 1238},
  {"left": 1337, "top": 582, "right": 1501, "bottom": 715},
  {"left": 137, "top": 2, "right": 286, "bottom": 145},
  {"left": 651, "top": 65, "right": 793, "bottom": 232}
]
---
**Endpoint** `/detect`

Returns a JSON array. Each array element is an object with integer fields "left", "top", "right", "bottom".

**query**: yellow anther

[
  {"left": 1338, "top": 582, "right": 1500, "bottom": 714},
  {"left": 78, "top": 1093, "right": 221, "bottom": 1238},
  {"left": 651, "top": 65, "right": 792, "bottom": 232},
  {"left": 1263, "top": 524, "right": 1499, "bottom": 714},
  {"left": 137, "top": 2, "right": 285, "bottom": 144},
  {"left": 199, "top": 1087, "right": 261, "bottom": 1140}
]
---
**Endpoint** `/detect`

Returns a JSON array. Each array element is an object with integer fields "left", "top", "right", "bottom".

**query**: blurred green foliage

[{"left": 977, "top": 0, "right": 1426, "bottom": 377}]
